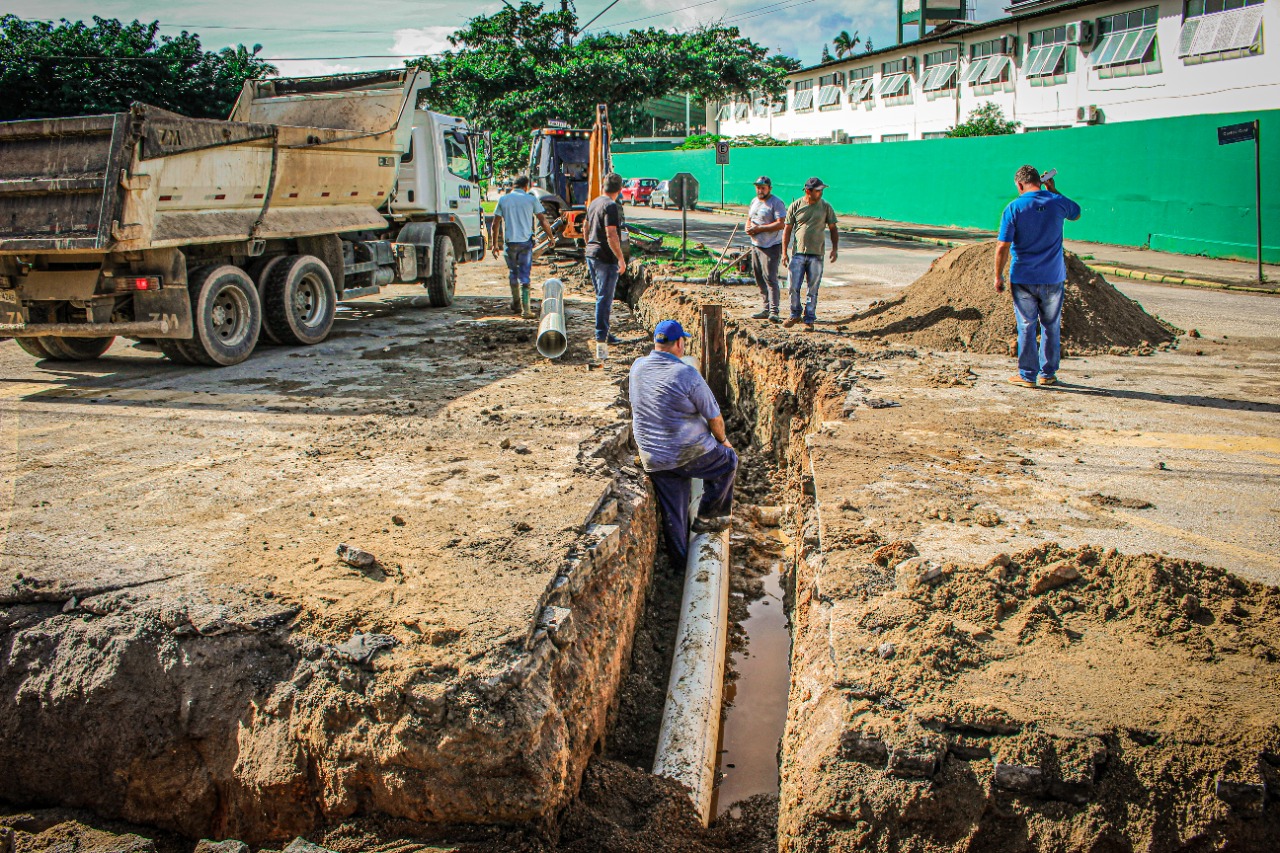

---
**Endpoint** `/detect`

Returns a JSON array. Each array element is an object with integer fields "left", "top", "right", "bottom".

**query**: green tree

[
  {"left": 864, "top": 36, "right": 875, "bottom": 53},
  {"left": 946, "top": 101, "right": 1021, "bottom": 137},
  {"left": 833, "top": 30, "right": 860, "bottom": 59},
  {"left": 0, "top": 15, "right": 277, "bottom": 122},
  {"left": 414, "top": 1, "right": 790, "bottom": 174},
  {"left": 678, "top": 132, "right": 798, "bottom": 150},
  {"left": 821, "top": 43, "right": 833, "bottom": 63}
]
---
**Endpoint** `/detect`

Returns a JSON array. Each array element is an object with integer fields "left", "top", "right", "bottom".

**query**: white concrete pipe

[
  {"left": 652, "top": 480, "right": 732, "bottom": 826},
  {"left": 536, "top": 277, "right": 567, "bottom": 359}
]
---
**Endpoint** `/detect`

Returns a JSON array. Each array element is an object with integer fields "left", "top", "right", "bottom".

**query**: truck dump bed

[{"left": 0, "top": 69, "right": 427, "bottom": 255}]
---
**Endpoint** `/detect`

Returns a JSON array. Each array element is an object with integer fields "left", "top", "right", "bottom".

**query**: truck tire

[
  {"left": 427, "top": 235, "right": 456, "bottom": 307},
  {"left": 157, "top": 339, "right": 198, "bottom": 364},
  {"left": 184, "top": 264, "right": 261, "bottom": 366},
  {"left": 41, "top": 336, "right": 115, "bottom": 360},
  {"left": 245, "top": 255, "right": 288, "bottom": 344},
  {"left": 15, "top": 338, "right": 55, "bottom": 360},
  {"left": 263, "top": 254, "right": 336, "bottom": 346}
]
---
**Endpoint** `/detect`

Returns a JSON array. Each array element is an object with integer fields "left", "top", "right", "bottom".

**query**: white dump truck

[{"left": 0, "top": 68, "right": 486, "bottom": 365}]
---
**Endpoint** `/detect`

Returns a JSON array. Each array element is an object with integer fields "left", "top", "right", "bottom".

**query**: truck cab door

[{"left": 441, "top": 128, "right": 484, "bottom": 260}]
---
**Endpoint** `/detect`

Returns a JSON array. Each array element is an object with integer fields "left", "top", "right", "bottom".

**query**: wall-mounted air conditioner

[
  {"left": 1077, "top": 104, "right": 1101, "bottom": 124},
  {"left": 1065, "top": 21, "right": 1094, "bottom": 44},
  {"left": 1002, "top": 34, "right": 1018, "bottom": 54}
]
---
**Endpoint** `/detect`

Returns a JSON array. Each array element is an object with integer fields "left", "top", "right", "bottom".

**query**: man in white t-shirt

[{"left": 745, "top": 176, "right": 787, "bottom": 322}]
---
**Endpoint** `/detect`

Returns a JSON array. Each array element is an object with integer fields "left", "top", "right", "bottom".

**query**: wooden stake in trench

[{"left": 700, "top": 304, "right": 727, "bottom": 406}]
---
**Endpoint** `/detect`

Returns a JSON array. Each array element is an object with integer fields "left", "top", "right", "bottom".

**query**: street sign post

[
  {"left": 670, "top": 172, "right": 700, "bottom": 259},
  {"left": 1218, "top": 119, "right": 1264, "bottom": 283},
  {"left": 715, "top": 141, "right": 730, "bottom": 210}
]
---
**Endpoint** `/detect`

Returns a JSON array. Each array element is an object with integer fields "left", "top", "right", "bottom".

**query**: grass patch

[{"left": 481, "top": 200, "right": 497, "bottom": 214}]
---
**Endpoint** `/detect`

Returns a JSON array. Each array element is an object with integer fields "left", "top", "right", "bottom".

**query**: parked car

[
  {"left": 620, "top": 177, "right": 659, "bottom": 205},
  {"left": 649, "top": 179, "right": 694, "bottom": 210}
]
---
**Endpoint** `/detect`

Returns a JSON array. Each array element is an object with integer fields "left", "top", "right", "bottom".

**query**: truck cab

[{"left": 390, "top": 111, "right": 486, "bottom": 262}]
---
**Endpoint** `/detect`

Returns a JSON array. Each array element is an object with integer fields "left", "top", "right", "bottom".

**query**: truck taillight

[{"left": 105, "top": 276, "right": 161, "bottom": 292}]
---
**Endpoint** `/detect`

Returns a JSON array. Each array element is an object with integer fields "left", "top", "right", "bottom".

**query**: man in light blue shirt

[
  {"left": 629, "top": 320, "right": 738, "bottom": 566},
  {"left": 491, "top": 175, "right": 555, "bottom": 317},
  {"left": 995, "top": 164, "right": 1082, "bottom": 388}
]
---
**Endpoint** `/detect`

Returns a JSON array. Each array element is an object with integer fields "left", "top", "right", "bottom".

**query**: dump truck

[{"left": 0, "top": 68, "right": 487, "bottom": 366}]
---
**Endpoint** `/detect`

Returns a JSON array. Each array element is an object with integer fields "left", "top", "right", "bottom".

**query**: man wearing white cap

[{"left": 746, "top": 176, "right": 787, "bottom": 322}]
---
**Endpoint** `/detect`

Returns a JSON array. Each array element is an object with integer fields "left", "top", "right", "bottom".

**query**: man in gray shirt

[
  {"left": 746, "top": 176, "right": 787, "bottom": 322},
  {"left": 629, "top": 319, "right": 738, "bottom": 566}
]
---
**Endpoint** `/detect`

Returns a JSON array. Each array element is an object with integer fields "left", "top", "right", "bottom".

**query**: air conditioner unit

[
  {"left": 1065, "top": 20, "right": 1093, "bottom": 44},
  {"left": 833, "top": 130, "right": 849, "bottom": 143},
  {"left": 1077, "top": 104, "right": 1101, "bottom": 124},
  {"left": 1002, "top": 35, "right": 1017, "bottom": 54}
]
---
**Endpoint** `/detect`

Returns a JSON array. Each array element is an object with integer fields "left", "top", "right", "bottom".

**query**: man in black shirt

[{"left": 584, "top": 172, "right": 628, "bottom": 362}]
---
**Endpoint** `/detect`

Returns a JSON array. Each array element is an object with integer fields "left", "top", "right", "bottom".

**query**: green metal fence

[{"left": 614, "top": 109, "right": 1279, "bottom": 263}]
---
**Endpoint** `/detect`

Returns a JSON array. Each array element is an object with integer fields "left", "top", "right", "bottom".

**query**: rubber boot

[
  {"left": 521, "top": 285, "right": 532, "bottom": 319},
  {"left": 509, "top": 282, "right": 521, "bottom": 314}
]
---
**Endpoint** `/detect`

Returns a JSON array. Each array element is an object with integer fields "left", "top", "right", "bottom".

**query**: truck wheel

[
  {"left": 245, "top": 255, "right": 288, "bottom": 344},
  {"left": 263, "top": 255, "right": 336, "bottom": 346},
  {"left": 41, "top": 336, "right": 115, "bottom": 360},
  {"left": 15, "top": 338, "right": 55, "bottom": 360},
  {"left": 157, "top": 339, "right": 198, "bottom": 364},
  {"left": 427, "top": 235, "right": 456, "bottom": 307},
  {"left": 185, "top": 264, "right": 261, "bottom": 366}
]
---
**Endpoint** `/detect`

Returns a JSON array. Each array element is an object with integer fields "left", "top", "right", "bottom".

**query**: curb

[{"left": 703, "top": 207, "right": 1275, "bottom": 294}]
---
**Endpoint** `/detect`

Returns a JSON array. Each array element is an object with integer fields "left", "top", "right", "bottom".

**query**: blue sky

[{"left": 5, "top": 0, "right": 1007, "bottom": 73}]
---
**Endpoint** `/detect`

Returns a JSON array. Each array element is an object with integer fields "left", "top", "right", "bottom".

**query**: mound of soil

[
  {"left": 843, "top": 242, "right": 1178, "bottom": 354},
  {"left": 803, "top": 543, "right": 1280, "bottom": 851}
]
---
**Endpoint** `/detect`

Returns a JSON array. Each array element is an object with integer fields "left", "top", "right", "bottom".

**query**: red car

[{"left": 620, "top": 177, "right": 659, "bottom": 205}]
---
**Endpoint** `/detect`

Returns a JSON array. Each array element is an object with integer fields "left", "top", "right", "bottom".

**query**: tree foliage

[
  {"left": 833, "top": 30, "right": 860, "bottom": 59},
  {"left": 413, "top": 1, "right": 791, "bottom": 174},
  {"left": 946, "top": 101, "right": 1021, "bottom": 137},
  {"left": 0, "top": 15, "right": 277, "bottom": 122},
  {"left": 677, "top": 132, "right": 799, "bottom": 150}
]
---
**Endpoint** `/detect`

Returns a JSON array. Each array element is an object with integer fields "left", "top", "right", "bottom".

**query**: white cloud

[
  {"left": 267, "top": 60, "right": 372, "bottom": 79},
  {"left": 392, "top": 25, "right": 460, "bottom": 58}
]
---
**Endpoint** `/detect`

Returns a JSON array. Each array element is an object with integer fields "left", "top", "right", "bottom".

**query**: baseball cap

[
  {"left": 654, "top": 319, "right": 692, "bottom": 343},
  {"left": 804, "top": 177, "right": 828, "bottom": 190},
  {"left": 753, "top": 175, "right": 772, "bottom": 185}
]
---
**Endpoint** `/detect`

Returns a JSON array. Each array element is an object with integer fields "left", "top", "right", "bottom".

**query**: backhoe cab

[{"left": 528, "top": 105, "right": 616, "bottom": 253}]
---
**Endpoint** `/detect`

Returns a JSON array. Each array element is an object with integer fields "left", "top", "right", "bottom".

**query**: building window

[
  {"left": 734, "top": 101, "right": 750, "bottom": 120},
  {"left": 850, "top": 135, "right": 873, "bottom": 143},
  {"left": 921, "top": 131, "right": 949, "bottom": 139},
  {"left": 965, "top": 36, "right": 1014, "bottom": 85},
  {"left": 1024, "top": 125, "right": 1072, "bottom": 131},
  {"left": 845, "top": 66, "right": 875, "bottom": 106},
  {"left": 818, "top": 71, "right": 845, "bottom": 110},
  {"left": 752, "top": 93, "right": 769, "bottom": 117},
  {"left": 1179, "top": 0, "right": 1264, "bottom": 60},
  {"left": 1094, "top": 6, "right": 1160, "bottom": 75},
  {"left": 876, "top": 58, "right": 914, "bottom": 103},
  {"left": 716, "top": 102, "right": 731, "bottom": 121},
  {"left": 773, "top": 95, "right": 788, "bottom": 114},
  {"left": 1025, "top": 26, "right": 1072, "bottom": 83},
  {"left": 881, "top": 133, "right": 910, "bottom": 142},
  {"left": 793, "top": 79, "right": 815, "bottom": 112},
  {"left": 921, "top": 48, "right": 958, "bottom": 93}
]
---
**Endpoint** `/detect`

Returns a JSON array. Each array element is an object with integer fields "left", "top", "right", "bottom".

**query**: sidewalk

[{"left": 706, "top": 204, "right": 1278, "bottom": 294}]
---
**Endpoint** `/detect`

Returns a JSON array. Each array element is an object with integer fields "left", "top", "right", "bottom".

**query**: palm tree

[{"left": 833, "top": 29, "right": 861, "bottom": 59}]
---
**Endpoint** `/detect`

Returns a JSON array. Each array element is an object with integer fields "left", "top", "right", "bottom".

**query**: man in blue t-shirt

[
  {"left": 628, "top": 319, "right": 738, "bottom": 566},
  {"left": 995, "top": 165, "right": 1081, "bottom": 388},
  {"left": 491, "top": 175, "right": 555, "bottom": 318}
]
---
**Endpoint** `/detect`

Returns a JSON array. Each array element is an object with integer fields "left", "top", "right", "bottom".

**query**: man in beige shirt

[{"left": 781, "top": 176, "right": 839, "bottom": 332}]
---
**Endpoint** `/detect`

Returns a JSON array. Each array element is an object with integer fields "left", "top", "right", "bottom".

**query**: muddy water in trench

[{"left": 714, "top": 553, "right": 792, "bottom": 816}]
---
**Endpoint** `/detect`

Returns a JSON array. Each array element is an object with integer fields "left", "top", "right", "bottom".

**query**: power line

[
  {"left": 587, "top": 0, "right": 721, "bottom": 29},
  {"left": 21, "top": 54, "right": 429, "bottom": 63},
  {"left": 577, "top": 0, "right": 626, "bottom": 32},
  {"left": 7, "top": 16, "right": 441, "bottom": 36}
]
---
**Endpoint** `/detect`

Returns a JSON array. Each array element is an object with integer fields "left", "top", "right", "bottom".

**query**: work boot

[
  {"left": 607, "top": 333, "right": 622, "bottom": 345},
  {"left": 521, "top": 285, "right": 532, "bottom": 319},
  {"left": 509, "top": 283, "right": 521, "bottom": 314},
  {"left": 750, "top": 309, "right": 770, "bottom": 319},
  {"left": 595, "top": 341, "right": 609, "bottom": 362},
  {"left": 769, "top": 313, "right": 781, "bottom": 323},
  {"left": 783, "top": 317, "right": 799, "bottom": 328},
  {"left": 691, "top": 515, "right": 731, "bottom": 533}
]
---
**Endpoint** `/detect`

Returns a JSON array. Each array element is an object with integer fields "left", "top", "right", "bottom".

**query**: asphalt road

[{"left": 627, "top": 205, "right": 1280, "bottom": 340}]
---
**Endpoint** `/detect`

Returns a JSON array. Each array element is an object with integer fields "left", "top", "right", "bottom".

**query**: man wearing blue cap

[{"left": 629, "top": 319, "right": 738, "bottom": 566}]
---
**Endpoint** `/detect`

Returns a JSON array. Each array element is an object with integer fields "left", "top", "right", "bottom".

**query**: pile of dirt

[
  {"left": 804, "top": 542, "right": 1280, "bottom": 851},
  {"left": 842, "top": 242, "right": 1178, "bottom": 355}
]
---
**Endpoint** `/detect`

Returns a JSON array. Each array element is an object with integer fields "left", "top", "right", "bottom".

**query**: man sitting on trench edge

[{"left": 628, "top": 320, "right": 738, "bottom": 567}]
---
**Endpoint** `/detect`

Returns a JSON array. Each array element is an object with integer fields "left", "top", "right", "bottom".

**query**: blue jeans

[
  {"left": 788, "top": 254, "right": 824, "bottom": 324},
  {"left": 504, "top": 239, "right": 534, "bottom": 287},
  {"left": 648, "top": 443, "right": 739, "bottom": 567},
  {"left": 1012, "top": 282, "right": 1064, "bottom": 381},
  {"left": 587, "top": 258, "right": 620, "bottom": 342}
]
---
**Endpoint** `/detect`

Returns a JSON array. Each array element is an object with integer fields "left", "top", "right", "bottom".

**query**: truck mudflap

[{"left": 0, "top": 285, "right": 193, "bottom": 339}]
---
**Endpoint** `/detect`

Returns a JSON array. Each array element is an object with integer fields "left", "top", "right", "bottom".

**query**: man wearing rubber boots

[
  {"left": 994, "top": 165, "right": 1081, "bottom": 388},
  {"left": 628, "top": 320, "right": 738, "bottom": 567},
  {"left": 490, "top": 175, "right": 555, "bottom": 318}
]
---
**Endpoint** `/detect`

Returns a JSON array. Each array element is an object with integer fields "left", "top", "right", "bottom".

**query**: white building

[{"left": 715, "top": 0, "right": 1275, "bottom": 142}]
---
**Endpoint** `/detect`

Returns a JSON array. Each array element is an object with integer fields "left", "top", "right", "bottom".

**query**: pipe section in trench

[
  {"left": 652, "top": 479, "right": 732, "bottom": 826},
  {"left": 537, "top": 277, "right": 568, "bottom": 359}
]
